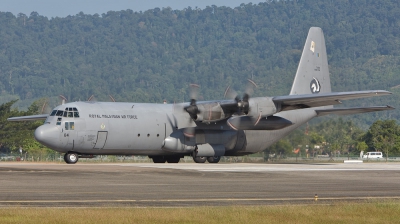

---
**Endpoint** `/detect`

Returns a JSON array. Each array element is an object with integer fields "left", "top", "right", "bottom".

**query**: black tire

[
  {"left": 193, "top": 156, "right": 207, "bottom": 163},
  {"left": 152, "top": 156, "right": 167, "bottom": 163},
  {"left": 166, "top": 156, "right": 180, "bottom": 163},
  {"left": 207, "top": 156, "right": 221, "bottom": 163},
  {"left": 64, "top": 152, "right": 79, "bottom": 164}
]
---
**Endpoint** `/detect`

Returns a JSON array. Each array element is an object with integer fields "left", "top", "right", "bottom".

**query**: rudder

[{"left": 289, "top": 27, "right": 331, "bottom": 95}]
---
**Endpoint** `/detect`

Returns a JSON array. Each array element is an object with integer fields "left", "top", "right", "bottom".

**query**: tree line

[
  {"left": 266, "top": 117, "right": 400, "bottom": 160},
  {"left": 0, "top": 0, "right": 399, "bottom": 128}
]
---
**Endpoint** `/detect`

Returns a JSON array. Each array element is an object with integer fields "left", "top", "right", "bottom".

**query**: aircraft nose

[{"left": 34, "top": 125, "right": 59, "bottom": 148}]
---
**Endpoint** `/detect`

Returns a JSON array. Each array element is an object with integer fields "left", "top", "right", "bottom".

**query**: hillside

[{"left": 0, "top": 0, "right": 399, "bottom": 126}]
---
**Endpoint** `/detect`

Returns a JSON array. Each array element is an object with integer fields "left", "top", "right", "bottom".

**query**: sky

[{"left": 1, "top": 0, "right": 266, "bottom": 18}]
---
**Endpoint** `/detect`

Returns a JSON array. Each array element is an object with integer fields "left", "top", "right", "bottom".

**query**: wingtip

[{"left": 387, "top": 105, "right": 395, "bottom": 109}]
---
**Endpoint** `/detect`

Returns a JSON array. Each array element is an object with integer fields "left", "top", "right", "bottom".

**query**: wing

[
  {"left": 272, "top": 90, "right": 391, "bottom": 111},
  {"left": 7, "top": 114, "right": 49, "bottom": 121},
  {"left": 315, "top": 105, "right": 394, "bottom": 117}
]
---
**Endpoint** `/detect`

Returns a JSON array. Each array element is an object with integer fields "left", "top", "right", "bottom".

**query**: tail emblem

[
  {"left": 310, "top": 77, "right": 321, "bottom": 93},
  {"left": 310, "top": 41, "right": 315, "bottom": 53}
]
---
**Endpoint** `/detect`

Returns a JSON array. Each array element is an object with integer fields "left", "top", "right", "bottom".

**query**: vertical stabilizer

[{"left": 289, "top": 27, "right": 331, "bottom": 95}]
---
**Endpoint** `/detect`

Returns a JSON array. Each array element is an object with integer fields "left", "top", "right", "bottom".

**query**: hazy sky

[{"left": 2, "top": 0, "right": 266, "bottom": 18}]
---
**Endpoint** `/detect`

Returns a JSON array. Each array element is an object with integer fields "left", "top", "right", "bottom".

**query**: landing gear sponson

[
  {"left": 150, "top": 156, "right": 221, "bottom": 163},
  {"left": 62, "top": 154, "right": 221, "bottom": 164}
]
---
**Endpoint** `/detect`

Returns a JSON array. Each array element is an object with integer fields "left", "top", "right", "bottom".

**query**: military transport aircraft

[{"left": 8, "top": 27, "right": 394, "bottom": 164}]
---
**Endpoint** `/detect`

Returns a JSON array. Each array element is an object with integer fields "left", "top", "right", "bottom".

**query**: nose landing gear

[{"left": 64, "top": 152, "right": 79, "bottom": 164}]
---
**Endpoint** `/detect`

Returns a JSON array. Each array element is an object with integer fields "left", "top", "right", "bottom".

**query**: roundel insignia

[{"left": 310, "top": 77, "right": 321, "bottom": 94}]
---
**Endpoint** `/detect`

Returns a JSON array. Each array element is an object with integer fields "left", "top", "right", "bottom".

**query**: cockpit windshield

[{"left": 50, "top": 107, "right": 80, "bottom": 118}]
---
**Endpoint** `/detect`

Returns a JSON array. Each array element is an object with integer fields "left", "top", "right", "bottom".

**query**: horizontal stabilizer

[
  {"left": 315, "top": 105, "right": 394, "bottom": 117},
  {"left": 7, "top": 114, "right": 49, "bottom": 121},
  {"left": 273, "top": 90, "right": 391, "bottom": 111}
]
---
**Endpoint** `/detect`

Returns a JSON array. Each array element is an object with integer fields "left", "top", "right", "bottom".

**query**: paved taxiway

[{"left": 1, "top": 162, "right": 400, "bottom": 207}]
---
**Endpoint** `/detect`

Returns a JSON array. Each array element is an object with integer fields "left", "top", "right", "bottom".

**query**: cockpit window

[
  {"left": 50, "top": 110, "right": 57, "bottom": 116},
  {"left": 58, "top": 108, "right": 79, "bottom": 118},
  {"left": 56, "top": 110, "right": 64, "bottom": 116}
]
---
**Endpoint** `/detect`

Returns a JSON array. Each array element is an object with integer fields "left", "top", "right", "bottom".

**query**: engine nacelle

[
  {"left": 196, "top": 102, "right": 226, "bottom": 122},
  {"left": 194, "top": 143, "right": 225, "bottom": 157},
  {"left": 162, "top": 132, "right": 196, "bottom": 153},
  {"left": 247, "top": 97, "right": 280, "bottom": 117},
  {"left": 227, "top": 115, "right": 293, "bottom": 130}
]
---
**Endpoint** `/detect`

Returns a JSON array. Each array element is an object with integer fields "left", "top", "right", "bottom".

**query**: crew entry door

[
  {"left": 93, "top": 131, "right": 108, "bottom": 149},
  {"left": 60, "top": 121, "right": 75, "bottom": 150}
]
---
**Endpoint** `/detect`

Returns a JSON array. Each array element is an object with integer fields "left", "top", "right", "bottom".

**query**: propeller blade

[
  {"left": 87, "top": 95, "right": 94, "bottom": 101},
  {"left": 183, "top": 127, "right": 195, "bottom": 138},
  {"left": 59, "top": 95, "right": 67, "bottom": 105},
  {"left": 189, "top": 84, "right": 200, "bottom": 102},
  {"left": 245, "top": 79, "right": 257, "bottom": 98},
  {"left": 224, "top": 85, "right": 239, "bottom": 102}
]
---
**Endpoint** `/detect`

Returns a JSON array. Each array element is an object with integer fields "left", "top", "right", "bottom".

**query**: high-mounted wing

[
  {"left": 7, "top": 114, "right": 49, "bottom": 121},
  {"left": 273, "top": 90, "right": 391, "bottom": 111},
  {"left": 315, "top": 105, "right": 394, "bottom": 117}
]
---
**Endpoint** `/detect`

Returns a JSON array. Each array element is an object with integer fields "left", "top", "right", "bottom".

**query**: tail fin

[{"left": 289, "top": 27, "right": 331, "bottom": 95}]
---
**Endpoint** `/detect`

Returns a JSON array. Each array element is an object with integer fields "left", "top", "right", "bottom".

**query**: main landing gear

[
  {"left": 151, "top": 156, "right": 181, "bottom": 163},
  {"left": 193, "top": 156, "right": 221, "bottom": 163},
  {"left": 64, "top": 152, "right": 79, "bottom": 164}
]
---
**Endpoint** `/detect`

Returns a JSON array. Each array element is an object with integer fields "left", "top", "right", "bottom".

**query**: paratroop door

[{"left": 93, "top": 131, "right": 108, "bottom": 149}]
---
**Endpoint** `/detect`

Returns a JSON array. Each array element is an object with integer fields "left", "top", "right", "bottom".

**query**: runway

[{"left": 1, "top": 162, "right": 400, "bottom": 207}]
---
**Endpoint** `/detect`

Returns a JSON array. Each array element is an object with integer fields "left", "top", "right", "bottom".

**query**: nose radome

[{"left": 34, "top": 125, "right": 59, "bottom": 148}]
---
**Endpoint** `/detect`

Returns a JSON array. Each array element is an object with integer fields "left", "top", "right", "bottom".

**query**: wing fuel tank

[{"left": 227, "top": 116, "right": 293, "bottom": 130}]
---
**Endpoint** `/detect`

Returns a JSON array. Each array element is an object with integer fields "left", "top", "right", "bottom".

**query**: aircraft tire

[
  {"left": 166, "top": 157, "right": 180, "bottom": 163},
  {"left": 152, "top": 156, "right": 167, "bottom": 163},
  {"left": 207, "top": 156, "right": 221, "bottom": 163},
  {"left": 193, "top": 156, "right": 207, "bottom": 163},
  {"left": 64, "top": 152, "right": 79, "bottom": 164}
]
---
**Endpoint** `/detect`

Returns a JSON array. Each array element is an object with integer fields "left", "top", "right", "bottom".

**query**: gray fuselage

[{"left": 34, "top": 101, "right": 316, "bottom": 156}]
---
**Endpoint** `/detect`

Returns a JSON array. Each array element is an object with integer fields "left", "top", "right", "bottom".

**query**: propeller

[
  {"left": 225, "top": 79, "right": 263, "bottom": 130},
  {"left": 182, "top": 84, "right": 201, "bottom": 137},
  {"left": 184, "top": 84, "right": 200, "bottom": 120},
  {"left": 224, "top": 79, "right": 257, "bottom": 115}
]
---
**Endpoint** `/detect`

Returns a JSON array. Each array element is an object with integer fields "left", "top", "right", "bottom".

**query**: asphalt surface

[{"left": 1, "top": 162, "right": 400, "bottom": 207}]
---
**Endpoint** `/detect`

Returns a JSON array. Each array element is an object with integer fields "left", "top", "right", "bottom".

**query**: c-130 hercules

[{"left": 9, "top": 27, "right": 394, "bottom": 164}]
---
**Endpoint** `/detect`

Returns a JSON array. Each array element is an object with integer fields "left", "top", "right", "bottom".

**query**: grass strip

[{"left": 1, "top": 201, "right": 399, "bottom": 224}]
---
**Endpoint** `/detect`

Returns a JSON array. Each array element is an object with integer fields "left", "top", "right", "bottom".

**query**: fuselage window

[
  {"left": 63, "top": 111, "right": 68, "bottom": 117},
  {"left": 73, "top": 112, "right": 80, "bottom": 118},
  {"left": 64, "top": 122, "right": 75, "bottom": 130},
  {"left": 50, "top": 110, "right": 57, "bottom": 116},
  {"left": 57, "top": 117, "right": 62, "bottom": 125}
]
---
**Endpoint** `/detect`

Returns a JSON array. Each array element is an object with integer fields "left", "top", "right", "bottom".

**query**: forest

[{"left": 0, "top": 0, "right": 400, "bottom": 155}]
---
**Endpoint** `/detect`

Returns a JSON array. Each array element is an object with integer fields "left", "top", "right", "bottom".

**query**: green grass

[{"left": 1, "top": 202, "right": 400, "bottom": 224}]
